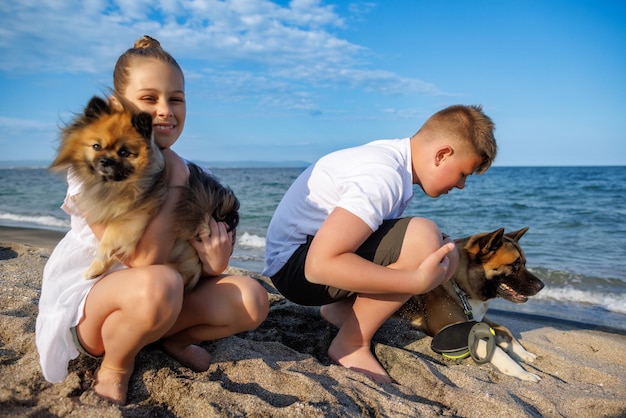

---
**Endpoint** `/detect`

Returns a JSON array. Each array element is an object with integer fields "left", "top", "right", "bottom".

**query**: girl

[{"left": 36, "top": 36, "right": 269, "bottom": 405}]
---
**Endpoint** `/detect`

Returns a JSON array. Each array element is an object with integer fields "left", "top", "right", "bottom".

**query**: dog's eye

[
  {"left": 92, "top": 144, "right": 101, "bottom": 151},
  {"left": 118, "top": 147, "right": 130, "bottom": 158}
]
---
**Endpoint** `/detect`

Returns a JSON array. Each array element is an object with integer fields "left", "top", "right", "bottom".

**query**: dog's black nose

[{"left": 99, "top": 157, "right": 114, "bottom": 168}]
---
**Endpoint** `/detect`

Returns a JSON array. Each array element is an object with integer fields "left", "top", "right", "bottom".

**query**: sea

[{"left": 1, "top": 165, "right": 625, "bottom": 333}]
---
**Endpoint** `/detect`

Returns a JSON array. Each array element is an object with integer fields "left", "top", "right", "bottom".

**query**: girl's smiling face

[{"left": 122, "top": 59, "right": 186, "bottom": 149}]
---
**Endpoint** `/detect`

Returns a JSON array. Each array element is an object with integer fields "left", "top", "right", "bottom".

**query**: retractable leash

[{"left": 430, "top": 321, "right": 497, "bottom": 364}]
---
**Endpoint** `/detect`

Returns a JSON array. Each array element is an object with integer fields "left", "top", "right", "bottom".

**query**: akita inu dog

[{"left": 398, "top": 227, "right": 545, "bottom": 381}]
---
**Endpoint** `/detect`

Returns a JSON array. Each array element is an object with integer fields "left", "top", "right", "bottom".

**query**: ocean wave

[
  {"left": 237, "top": 232, "right": 266, "bottom": 248},
  {"left": 0, "top": 212, "right": 70, "bottom": 229},
  {"left": 534, "top": 286, "right": 626, "bottom": 315}
]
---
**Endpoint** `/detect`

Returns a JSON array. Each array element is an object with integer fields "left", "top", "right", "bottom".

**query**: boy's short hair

[{"left": 420, "top": 105, "right": 497, "bottom": 174}]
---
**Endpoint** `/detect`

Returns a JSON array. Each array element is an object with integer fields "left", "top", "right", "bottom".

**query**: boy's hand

[
  {"left": 413, "top": 241, "right": 456, "bottom": 294},
  {"left": 190, "top": 216, "right": 233, "bottom": 276}
]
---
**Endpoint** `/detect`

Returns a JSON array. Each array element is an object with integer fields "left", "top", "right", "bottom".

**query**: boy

[{"left": 263, "top": 105, "right": 497, "bottom": 383}]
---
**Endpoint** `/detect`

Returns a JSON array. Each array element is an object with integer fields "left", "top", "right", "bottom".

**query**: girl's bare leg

[
  {"left": 160, "top": 274, "right": 269, "bottom": 371},
  {"left": 77, "top": 265, "right": 184, "bottom": 404}
]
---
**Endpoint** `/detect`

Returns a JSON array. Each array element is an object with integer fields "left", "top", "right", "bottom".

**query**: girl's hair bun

[{"left": 134, "top": 35, "right": 161, "bottom": 50}]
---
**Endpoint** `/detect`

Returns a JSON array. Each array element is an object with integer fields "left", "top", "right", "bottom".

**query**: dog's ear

[
  {"left": 475, "top": 228, "right": 505, "bottom": 257},
  {"left": 132, "top": 112, "right": 153, "bottom": 141},
  {"left": 506, "top": 227, "right": 529, "bottom": 242},
  {"left": 84, "top": 96, "right": 111, "bottom": 120}
]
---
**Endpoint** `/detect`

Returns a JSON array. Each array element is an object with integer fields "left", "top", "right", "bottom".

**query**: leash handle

[{"left": 468, "top": 322, "right": 496, "bottom": 364}]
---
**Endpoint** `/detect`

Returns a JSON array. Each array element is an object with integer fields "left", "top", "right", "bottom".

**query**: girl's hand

[{"left": 190, "top": 216, "right": 233, "bottom": 276}]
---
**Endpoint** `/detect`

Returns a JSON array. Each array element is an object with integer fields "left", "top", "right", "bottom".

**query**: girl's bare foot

[
  {"left": 328, "top": 335, "right": 392, "bottom": 384},
  {"left": 93, "top": 365, "right": 132, "bottom": 405},
  {"left": 161, "top": 341, "right": 211, "bottom": 372}
]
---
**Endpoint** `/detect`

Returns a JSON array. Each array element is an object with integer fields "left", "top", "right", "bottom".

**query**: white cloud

[{"left": 0, "top": 0, "right": 446, "bottom": 110}]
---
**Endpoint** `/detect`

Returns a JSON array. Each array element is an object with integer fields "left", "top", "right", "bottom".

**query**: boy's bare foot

[
  {"left": 93, "top": 365, "right": 132, "bottom": 405},
  {"left": 160, "top": 341, "right": 211, "bottom": 372},
  {"left": 320, "top": 299, "right": 354, "bottom": 329},
  {"left": 328, "top": 336, "right": 392, "bottom": 384}
]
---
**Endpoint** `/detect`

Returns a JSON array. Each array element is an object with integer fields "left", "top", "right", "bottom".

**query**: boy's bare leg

[
  {"left": 320, "top": 297, "right": 354, "bottom": 328},
  {"left": 321, "top": 217, "right": 457, "bottom": 384},
  {"left": 325, "top": 293, "right": 410, "bottom": 384}
]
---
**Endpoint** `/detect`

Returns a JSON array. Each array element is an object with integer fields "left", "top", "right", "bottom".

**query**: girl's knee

[
  {"left": 238, "top": 277, "right": 269, "bottom": 329},
  {"left": 132, "top": 266, "right": 184, "bottom": 326}
]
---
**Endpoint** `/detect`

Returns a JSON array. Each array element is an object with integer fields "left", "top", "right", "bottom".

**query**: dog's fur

[
  {"left": 398, "top": 227, "right": 545, "bottom": 381},
  {"left": 50, "top": 96, "right": 167, "bottom": 280},
  {"left": 50, "top": 96, "right": 239, "bottom": 292},
  {"left": 169, "top": 162, "right": 240, "bottom": 291}
]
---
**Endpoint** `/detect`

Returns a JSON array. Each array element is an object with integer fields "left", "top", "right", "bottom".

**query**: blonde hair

[
  {"left": 113, "top": 35, "right": 184, "bottom": 98},
  {"left": 420, "top": 105, "right": 497, "bottom": 174}
]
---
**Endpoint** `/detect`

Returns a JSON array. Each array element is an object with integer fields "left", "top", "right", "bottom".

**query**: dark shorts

[{"left": 270, "top": 217, "right": 411, "bottom": 306}]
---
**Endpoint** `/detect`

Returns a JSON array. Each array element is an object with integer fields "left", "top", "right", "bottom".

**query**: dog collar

[{"left": 451, "top": 280, "right": 474, "bottom": 320}]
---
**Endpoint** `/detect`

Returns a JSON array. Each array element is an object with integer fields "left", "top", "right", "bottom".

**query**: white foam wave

[
  {"left": 536, "top": 287, "right": 626, "bottom": 315},
  {"left": 237, "top": 232, "right": 266, "bottom": 248},
  {"left": 0, "top": 212, "right": 70, "bottom": 229}
]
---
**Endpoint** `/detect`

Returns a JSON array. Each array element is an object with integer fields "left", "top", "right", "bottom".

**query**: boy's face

[{"left": 420, "top": 146, "right": 482, "bottom": 197}]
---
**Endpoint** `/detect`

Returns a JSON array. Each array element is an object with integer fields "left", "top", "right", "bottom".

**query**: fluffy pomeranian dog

[
  {"left": 50, "top": 96, "right": 167, "bottom": 280},
  {"left": 50, "top": 96, "right": 240, "bottom": 292}
]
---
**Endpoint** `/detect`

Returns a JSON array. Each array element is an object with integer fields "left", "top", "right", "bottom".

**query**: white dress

[{"left": 35, "top": 170, "right": 125, "bottom": 383}]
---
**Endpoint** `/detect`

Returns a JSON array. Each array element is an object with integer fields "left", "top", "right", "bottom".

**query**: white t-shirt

[{"left": 263, "top": 138, "right": 414, "bottom": 277}]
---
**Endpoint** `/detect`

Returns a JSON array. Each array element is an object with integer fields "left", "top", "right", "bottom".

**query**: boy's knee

[
  {"left": 395, "top": 218, "right": 444, "bottom": 269},
  {"left": 406, "top": 217, "right": 442, "bottom": 244}
]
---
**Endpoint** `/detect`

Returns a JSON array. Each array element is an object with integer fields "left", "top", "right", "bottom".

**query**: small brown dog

[
  {"left": 50, "top": 96, "right": 239, "bottom": 291},
  {"left": 398, "top": 227, "right": 545, "bottom": 381},
  {"left": 50, "top": 96, "right": 167, "bottom": 280}
]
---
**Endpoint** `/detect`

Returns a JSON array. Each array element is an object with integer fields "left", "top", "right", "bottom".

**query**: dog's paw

[
  {"left": 490, "top": 345, "right": 541, "bottom": 382},
  {"left": 510, "top": 342, "right": 537, "bottom": 363},
  {"left": 515, "top": 370, "right": 541, "bottom": 382}
]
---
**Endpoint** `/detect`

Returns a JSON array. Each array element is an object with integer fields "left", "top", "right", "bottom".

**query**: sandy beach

[{"left": 1, "top": 226, "right": 625, "bottom": 417}]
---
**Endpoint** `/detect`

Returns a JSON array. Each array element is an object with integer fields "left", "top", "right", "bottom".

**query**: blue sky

[{"left": 1, "top": 0, "right": 624, "bottom": 166}]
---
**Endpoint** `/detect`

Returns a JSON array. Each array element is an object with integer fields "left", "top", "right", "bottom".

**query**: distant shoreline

[
  {"left": 0, "top": 225, "right": 66, "bottom": 249},
  {"left": 0, "top": 160, "right": 312, "bottom": 169},
  {"left": 1, "top": 160, "right": 625, "bottom": 169}
]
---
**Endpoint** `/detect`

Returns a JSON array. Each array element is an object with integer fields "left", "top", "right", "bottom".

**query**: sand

[{"left": 1, "top": 226, "right": 625, "bottom": 417}]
